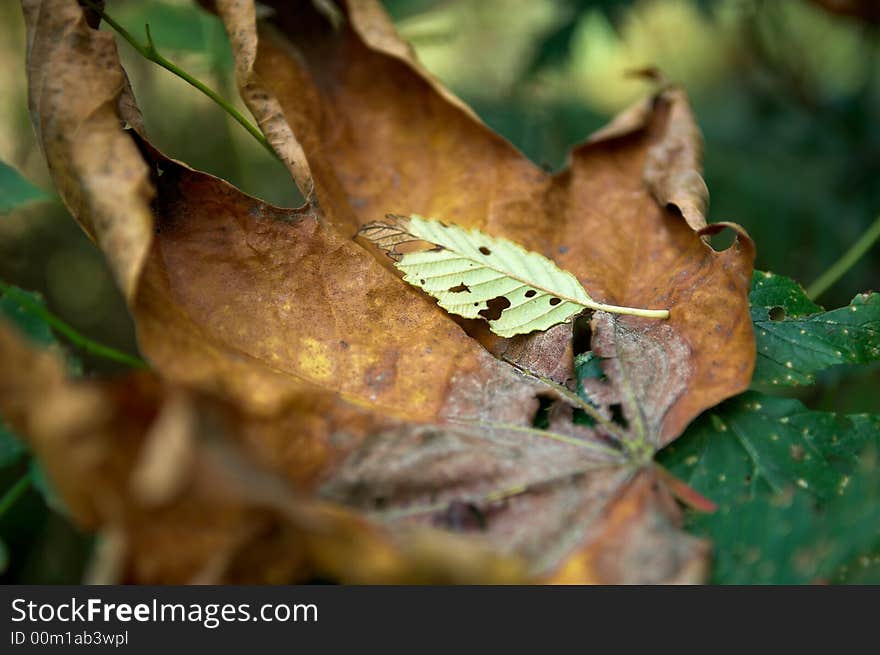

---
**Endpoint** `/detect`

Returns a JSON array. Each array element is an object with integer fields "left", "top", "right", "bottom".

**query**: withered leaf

[
  {"left": 211, "top": 0, "right": 756, "bottom": 439},
  {"left": 0, "top": 319, "right": 528, "bottom": 584},
  {"left": 11, "top": 0, "right": 758, "bottom": 583},
  {"left": 22, "top": 0, "right": 153, "bottom": 301}
]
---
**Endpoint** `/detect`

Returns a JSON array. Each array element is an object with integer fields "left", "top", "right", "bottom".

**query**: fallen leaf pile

[{"left": 0, "top": 0, "right": 757, "bottom": 583}]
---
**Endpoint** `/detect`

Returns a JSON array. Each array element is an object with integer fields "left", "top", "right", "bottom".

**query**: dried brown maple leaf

[
  {"left": 211, "top": 0, "right": 755, "bottom": 441},
  {"left": 0, "top": 321, "right": 527, "bottom": 583},
  {"left": 11, "top": 0, "right": 757, "bottom": 583}
]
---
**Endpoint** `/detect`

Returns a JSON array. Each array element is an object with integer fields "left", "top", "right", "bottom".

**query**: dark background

[{"left": 0, "top": 0, "right": 878, "bottom": 582}]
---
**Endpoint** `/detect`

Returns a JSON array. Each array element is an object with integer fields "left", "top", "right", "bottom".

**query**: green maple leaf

[
  {"left": 660, "top": 405, "right": 880, "bottom": 584},
  {"left": 658, "top": 394, "right": 880, "bottom": 583},
  {"left": 660, "top": 392, "right": 878, "bottom": 504},
  {"left": 750, "top": 271, "right": 880, "bottom": 388}
]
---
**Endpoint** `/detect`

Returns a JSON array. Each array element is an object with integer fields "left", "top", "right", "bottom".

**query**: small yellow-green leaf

[{"left": 359, "top": 214, "right": 669, "bottom": 337}]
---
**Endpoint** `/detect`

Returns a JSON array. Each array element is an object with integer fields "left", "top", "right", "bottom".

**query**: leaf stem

[
  {"left": 0, "top": 282, "right": 148, "bottom": 369},
  {"left": 0, "top": 473, "right": 32, "bottom": 517},
  {"left": 807, "top": 214, "right": 880, "bottom": 301},
  {"left": 83, "top": 1, "right": 277, "bottom": 160},
  {"left": 588, "top": 302, "right": 669, "bottom": 319}
]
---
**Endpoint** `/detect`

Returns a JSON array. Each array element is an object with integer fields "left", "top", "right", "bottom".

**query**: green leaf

[
  {"left": 0, "top": 160, "right": 50, "bottom": 214},
  {"left": 0, "top": 285, "right": 82, "bottom": 375},
  {"left": 692, "top": 456, "right": 880, "bottom": 584},
  {"left": 662, "top": 392, "right": 878, "bottom": 503},
  {"left": 839, "top": 547, "right": 880, "bottom": 583},
  {"left": 659, "top": 392, "right": 880, "bottom": 583},
  {"left": 0, "top": 424, "right": 26, "bottom": 469},
  {"left": 29, "top": 459, "right": 66, "bottom": 516},
  {"left": 573, "top": 351, "right": 606, "bottom": 394},
  {"left": 751, "top": 271, "right": 880, "bottom": 387},
  {"left": 0, "top": 287, "right": 57, "bottom": 347},
  {"left": 359, "top": 214, "right": 668, "bottom": 337}
]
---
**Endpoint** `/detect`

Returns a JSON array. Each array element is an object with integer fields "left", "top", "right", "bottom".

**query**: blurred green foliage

[
  {"left": 0, "top": 161, "right": 50, "bottom": 214},
  {"left": 0, "top": 0, "right": 878, "bottom": 583},
  {"left": 0, "top": 287, "right": 90, "bottom": 583}
]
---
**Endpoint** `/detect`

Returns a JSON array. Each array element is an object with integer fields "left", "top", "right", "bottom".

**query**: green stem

[
  {"left": 807, "top": 214, "right": 880, "bottom": 301},
  {"left": 84, "top": 2, "right": 277, "bottom": 160},
  {"left": 0, "top": 282, "right": 148, "bottom": 369},
  {"left": 0, "top": 473, "right": 32, "bottom": 517}
]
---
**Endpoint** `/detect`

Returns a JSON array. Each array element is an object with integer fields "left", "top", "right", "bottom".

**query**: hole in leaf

[
  {"left": 549, "top": 297, "right": 561, "bottom": 306},
  {"left": 574, "top": 351, "right": 607, "bottom": 383},
  {"left": 433, "top": 501, "right": 487, "bottom": 532},
  {"left": 572, "top": 408, "right": 596, "bottom": 427},
  {"left": 572, "top": 312, "right": 593, "bottom": 356},
  {"left": 448, "top": 283, "right": 471, "bottom": 293},
  {"left": 531, "top": 395, "right": 555, "bottom": 429},
  {"left": 479, "top": 246, "right": 492, "bottom": 255},
  {"left": 704, "top": 226, "right": 736, "bottom": 251},
  {"left": 479, "top": 296, "right": 511, "bottom": 321},
  {"left": 609, "top": 403, "right": 629, "bottom": 429},
  {"left": 524, "top": 289, "right": 537, "bottom": 298},
  {"left": 769, "top": 306, "right": 786, "bottom": 321}
]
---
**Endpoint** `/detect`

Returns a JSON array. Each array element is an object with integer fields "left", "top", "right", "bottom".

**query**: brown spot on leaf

[
  {"left": 549, "top": 297, "right": 561, "bottom": 306},
  {"left": 448, "top": 283, "right": 470, "bottom": 293},
  {"left": 479, "top": 246, "right": 491, "bottom": 255},
  {"left": 478, "top": 296, "right": 511, "bottom": 321}
]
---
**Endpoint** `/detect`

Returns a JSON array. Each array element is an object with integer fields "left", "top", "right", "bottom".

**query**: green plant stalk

[
  {"left": 0, "top": 281, "right": 148, "bottom": 369},
  {"left": 0, "top": 473, "right": 31, "bottom": 517},
  {"left": 85, "top": 2, "right": 277, "bottom": 160},
  {"left": 807, "top": 214, "right": 880, "bottom": 301}
]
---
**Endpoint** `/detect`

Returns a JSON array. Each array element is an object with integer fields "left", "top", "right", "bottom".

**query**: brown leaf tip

[{"left": 357, "top": 215, "right": 415, "bottom": 260}]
